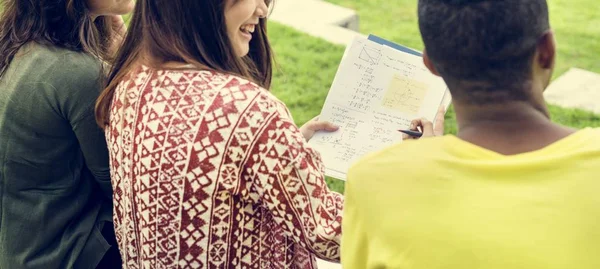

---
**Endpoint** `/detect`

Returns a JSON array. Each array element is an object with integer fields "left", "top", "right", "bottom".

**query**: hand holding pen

[{"left": 399, "top": 106, "right": 446, "bottom": 139}]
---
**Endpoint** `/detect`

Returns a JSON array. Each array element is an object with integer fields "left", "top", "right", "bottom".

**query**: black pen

[{"left": 398, "top": 129, "right": 423, "bottom": 138}]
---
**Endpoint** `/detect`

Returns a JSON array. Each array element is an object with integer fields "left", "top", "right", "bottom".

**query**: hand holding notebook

[{"left": 309, "top": 35, "right": 451, "bottom": 180}]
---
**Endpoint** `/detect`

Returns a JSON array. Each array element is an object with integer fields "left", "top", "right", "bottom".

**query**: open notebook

[{"left": 309, "top": 35, "right": 452, "bottom": 180}]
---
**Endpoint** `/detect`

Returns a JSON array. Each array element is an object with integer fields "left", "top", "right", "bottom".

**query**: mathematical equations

[{"left": 309, "top": 36, "right": 451, "bottom": 180}]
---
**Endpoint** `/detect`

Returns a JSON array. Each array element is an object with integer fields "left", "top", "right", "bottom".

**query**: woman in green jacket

[{"left": 0, "top": 0, "right": 132, "bottom": 268}]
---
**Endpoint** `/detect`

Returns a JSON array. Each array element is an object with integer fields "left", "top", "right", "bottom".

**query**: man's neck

[{"left": 453, "top": 101, "right": 576, "bottom": 155}]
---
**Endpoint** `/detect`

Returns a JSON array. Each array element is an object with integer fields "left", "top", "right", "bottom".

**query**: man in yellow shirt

[{"left": 341, "top": 0, "right": 600, "bottom": 268}]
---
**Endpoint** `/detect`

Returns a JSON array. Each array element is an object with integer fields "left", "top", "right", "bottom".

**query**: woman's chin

[{"left": 235, "top": 46, "right": 250, "bottom": 58}]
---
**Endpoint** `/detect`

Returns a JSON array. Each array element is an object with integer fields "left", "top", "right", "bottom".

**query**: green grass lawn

[{"left": 268, "top": 0, "right": 600, "bottom": 192}]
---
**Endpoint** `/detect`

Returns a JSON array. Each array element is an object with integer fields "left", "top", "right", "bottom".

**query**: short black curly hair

[{"left": 418, "top": 0, "right": 551, "bottom": 103}]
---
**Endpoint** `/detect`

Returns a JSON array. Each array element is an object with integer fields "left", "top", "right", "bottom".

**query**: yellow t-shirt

[{"left": 342, "top": 128, "right": 600, "bottom": 269}]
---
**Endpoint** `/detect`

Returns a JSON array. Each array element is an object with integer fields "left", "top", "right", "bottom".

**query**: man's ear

[
  {"left": 537, "top": 30, "right": 556, "bottom": 70},
  {"left": 423, "top": 49, "right": 441, "bottom": 77}
]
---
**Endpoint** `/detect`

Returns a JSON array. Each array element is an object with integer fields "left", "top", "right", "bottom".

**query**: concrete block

[
  {"left": 544, "top": 68, "right": 600, "bottom": 114},
  {"left": 270, "top": 0, "right": 359, "bottom": 30},
  {"left": 269, "top": 0, "right": 362, "bottom": 45}
]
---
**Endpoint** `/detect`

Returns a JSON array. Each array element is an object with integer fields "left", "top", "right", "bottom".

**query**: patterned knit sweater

[{"left": 106, "top": 66, "right": 344, "bottom": 268}]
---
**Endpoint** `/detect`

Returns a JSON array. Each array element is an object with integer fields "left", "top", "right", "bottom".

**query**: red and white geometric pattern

[{"left": 106, "top": 66, "right": 344, "bottom": 268}]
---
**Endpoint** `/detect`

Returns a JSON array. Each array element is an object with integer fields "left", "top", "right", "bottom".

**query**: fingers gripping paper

[{"left": 309, "top": 36, "right": 450, "bottom": 180}]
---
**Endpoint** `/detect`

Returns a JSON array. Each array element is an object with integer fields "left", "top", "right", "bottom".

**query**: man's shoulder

[
  {"left": 348, "top": 136, "right": 450, "bottom": 179},
  {"left": 583, "top": 127, "right": 600, "bottom": 137},
  {"left": 571, "top": 127, "right": 600, "bottom": 151}
]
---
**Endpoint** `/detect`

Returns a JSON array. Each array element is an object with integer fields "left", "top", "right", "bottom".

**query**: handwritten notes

[
  {"left": 359, "top": 46, "right": 382, "bottom": 65},
  {"left": 309, "top": 37, "right": 449, "bottom": 180}
]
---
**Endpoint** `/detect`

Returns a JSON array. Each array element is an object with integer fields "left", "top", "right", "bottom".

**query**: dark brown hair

[
  {"left": 95, "top": 0, "right": 274, "bottom": 127},
  {"left": 418, "top": 0, "right": 550, "bottom": 104},
  {"left": 0, "top": 0, "right": 114, "bottom": 76}
]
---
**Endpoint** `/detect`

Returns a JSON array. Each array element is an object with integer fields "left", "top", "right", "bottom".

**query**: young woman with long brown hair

[
  {"left": 0, "top": 0, "right": 132, "bottom": 268},
  {"left": 95, "top": 0, "right": 344, "bottom": 267}
]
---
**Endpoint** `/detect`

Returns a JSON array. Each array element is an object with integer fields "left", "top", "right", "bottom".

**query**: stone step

[
  {"left": 270, "top": 0, "right": 359, "bottom": 31},
  {"left": 544, "top": 68, "right": 600, "bottom": 114},
  {"left": 269, "top": 0, "right": 365, "bottom": 46}
]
